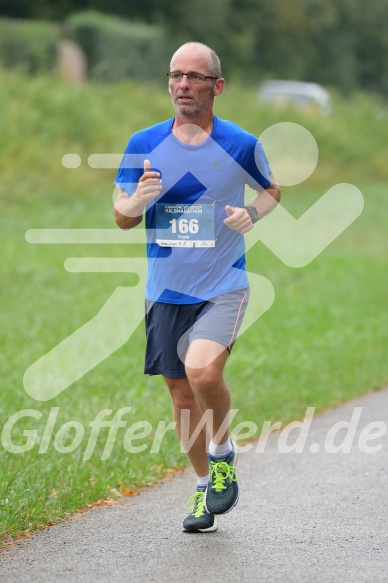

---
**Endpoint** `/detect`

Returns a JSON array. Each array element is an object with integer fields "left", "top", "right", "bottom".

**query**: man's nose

[{"left": 178, "top": 74, "right": 191, "bottom": 89}]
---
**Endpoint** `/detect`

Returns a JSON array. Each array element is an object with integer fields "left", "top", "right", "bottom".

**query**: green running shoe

[
  {"left": 205, "top": 444, "right": 238, "bottom": 515},
  {"left": 183, "top": 487, "right": 218, "bottom": 533}
]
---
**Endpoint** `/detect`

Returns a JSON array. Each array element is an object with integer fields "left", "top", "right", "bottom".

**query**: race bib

[{"left": 155, "top": 203, "right": 215, "bottom": 248}]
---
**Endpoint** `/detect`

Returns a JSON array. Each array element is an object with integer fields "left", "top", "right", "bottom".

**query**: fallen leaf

[
  {"left": 120, "top": 488, "right": 140, "bottom": 497},
  {"left": 75, "top": 507, "right": 90, "bottom": 515},
  {"left": 95, "top": 498, "right": 116, "bottom": 507}
]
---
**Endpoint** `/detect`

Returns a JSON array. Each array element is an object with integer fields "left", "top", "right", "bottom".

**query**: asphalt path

[{"left": 1, "top": 388, "right": 387, "bottom": 583}]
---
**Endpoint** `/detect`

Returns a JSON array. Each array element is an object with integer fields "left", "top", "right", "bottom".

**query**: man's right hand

[
  {"left": 114, "top": 159, "right": 162, "bottom": 229},
  {"left": 133, "top": 159, "right": 162, "bottom": 205}
]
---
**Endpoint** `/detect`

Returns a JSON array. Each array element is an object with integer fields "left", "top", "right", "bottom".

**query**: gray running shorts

[{"left": 144, "top": 288, "right": 249, "bottom": 378}]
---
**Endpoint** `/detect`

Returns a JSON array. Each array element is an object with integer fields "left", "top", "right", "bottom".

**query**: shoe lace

[
  {"left": 185, "top": 491, "right": 206, "bottom": 518},
  {"left": 210, "top": 460, "right": 237, "bottom": 492}
]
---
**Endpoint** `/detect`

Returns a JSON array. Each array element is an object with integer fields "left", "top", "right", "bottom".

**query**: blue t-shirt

[{"left": 115, "top": 116, "right": 271, "bottom": 304}]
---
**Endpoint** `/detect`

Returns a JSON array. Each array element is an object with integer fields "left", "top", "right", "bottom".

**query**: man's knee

[
  {"left": 185, "top": 363, "right": 224, "bottom": 396},
  {"left": 164, "top": 376, "right": 197, "bottom": 411}
]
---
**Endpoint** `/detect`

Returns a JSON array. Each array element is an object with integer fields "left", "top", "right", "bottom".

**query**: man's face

[{"left": 169, "top": 49, "right": 223, "bottom": 119}]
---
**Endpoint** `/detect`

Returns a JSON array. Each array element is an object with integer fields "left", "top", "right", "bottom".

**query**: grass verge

[{"left": 0, "top": 71, "right": 387, "bottom": 543}]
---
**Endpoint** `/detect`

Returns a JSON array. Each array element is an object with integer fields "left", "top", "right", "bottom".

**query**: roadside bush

[
  {"left": 0, "top": 18, "right": 60, "bottom": 73},
  {"left": 65, "top": 11, "right": 169, "bottom": 83}
]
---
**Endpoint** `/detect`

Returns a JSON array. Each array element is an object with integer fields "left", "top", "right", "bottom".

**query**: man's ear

[{"left": 213, "top": 77, "right": 225, "bottom": 96}]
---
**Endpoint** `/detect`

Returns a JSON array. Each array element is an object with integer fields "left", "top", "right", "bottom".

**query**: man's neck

[{"left": 172, "top": 114, "right": 214, "bottom": 145}]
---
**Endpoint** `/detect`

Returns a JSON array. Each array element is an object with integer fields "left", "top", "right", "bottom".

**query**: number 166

[{"left": 169, "top": 218, "right": 199, "bottom": 234}]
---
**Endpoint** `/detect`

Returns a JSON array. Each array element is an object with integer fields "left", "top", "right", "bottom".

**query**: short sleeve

[
  {"left": 114, "top": 136, "right": 143, "bottom": 196},
  {"left": 244, "top": 140, "right": 272, "bottom": 190}
]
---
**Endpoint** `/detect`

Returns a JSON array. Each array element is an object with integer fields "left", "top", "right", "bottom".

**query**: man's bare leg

[
  {"left": 185, "top": 339, "right": 231, "bottom": 446},
  {"left": 164, "top": 376, "right": 209, "bottom": 477},
  {"left": 185, "top": 339, "right": 239, "bottom": 516}
]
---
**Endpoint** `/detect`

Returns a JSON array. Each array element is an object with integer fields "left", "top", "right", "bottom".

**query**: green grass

[{"left": 0, "top": 70, "right": 387, "bottom": 542}]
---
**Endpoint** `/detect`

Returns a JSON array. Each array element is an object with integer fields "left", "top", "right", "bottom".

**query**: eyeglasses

[{"left": 167, "top": 71, "right": 219, "bottom": 83}]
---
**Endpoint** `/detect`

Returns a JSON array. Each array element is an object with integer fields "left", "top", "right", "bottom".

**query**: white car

[{"left": 258, "top": 80, "right": 331, "bottom": 115}]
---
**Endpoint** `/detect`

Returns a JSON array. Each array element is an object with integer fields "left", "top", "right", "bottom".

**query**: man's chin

[
  {"left": 176, "top": 103, "right": 194, "bottom": 113},
  {"left": 174, "top": 104, "right": 202, "bottom": 119}
]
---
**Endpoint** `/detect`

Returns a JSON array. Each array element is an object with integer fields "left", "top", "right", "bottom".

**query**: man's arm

[
  {"left": 114, "top": 160, "right": 162, "bottom": 230},
  {"left": 224, "top": 173, "right": 281, "bottom": 234}
]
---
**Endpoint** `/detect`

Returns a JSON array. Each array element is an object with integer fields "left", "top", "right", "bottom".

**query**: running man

[{"left": 114, "top": 42, "right": 281, "bottom": 532}]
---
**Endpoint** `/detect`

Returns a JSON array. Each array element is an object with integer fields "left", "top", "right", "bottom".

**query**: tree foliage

[{"left": 0, "top": 0, "right": 387, "bottom": 95}]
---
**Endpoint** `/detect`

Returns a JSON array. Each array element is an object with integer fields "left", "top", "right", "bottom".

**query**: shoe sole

[{"left": 183, "top": 515, "right": 218, "bottom": 533}]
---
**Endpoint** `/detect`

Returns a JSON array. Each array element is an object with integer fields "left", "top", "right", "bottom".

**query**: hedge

[
  {"left": 0, "top": 18, "right": 60, "bottom": 73},
  {"left": 65, "top": 11, "right": 169, "bottom": 82}
]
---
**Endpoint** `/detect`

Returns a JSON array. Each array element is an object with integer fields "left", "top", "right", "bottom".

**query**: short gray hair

[{"left": 170, "top": 42, "right": 222, "bottom": 77}]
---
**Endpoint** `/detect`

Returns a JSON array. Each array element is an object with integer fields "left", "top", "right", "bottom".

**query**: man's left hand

[{"left": 224, "top": 205, "right": 253, "bottom": 233}]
